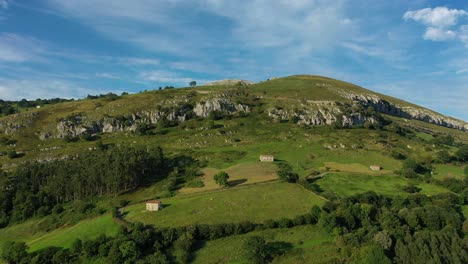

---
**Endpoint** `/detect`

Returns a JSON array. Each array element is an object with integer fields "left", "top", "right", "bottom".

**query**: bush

[
  {"left": 276, "top": 162, "right": 299, "bottom": 183},
  {"left": 402, "top": 185, "right": 421, "bottom": 193},
  {"left": 391, "top": 150, "right": 406, "bottom": 160},
  {"left": 7, "top": 150, "right": 19, "bottom": 159}
]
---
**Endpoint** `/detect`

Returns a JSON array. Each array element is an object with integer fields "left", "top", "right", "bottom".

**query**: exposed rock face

[
  {"left": 193, "top": 98, "right": 250, "bottom": 118},
  {"left": 336, "top": 89, "right": 468, "bottom": 131},
  {"left": 0, "top": 112, "right": 38, "bottom": 135},
  {"left": 268, "top": 104, "right": 376, "bottom": 128},
  {"left": 40, "top": 97, "right": 250, "bottom": 139}
]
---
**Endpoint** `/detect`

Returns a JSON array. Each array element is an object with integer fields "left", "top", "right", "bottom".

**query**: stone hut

[
  {"left": 369, "top": 165, "right": 382, "bottom": 171},
  {"left": 259, "top": 155, "right": 274, "bottom": 162},
  {"left": 146, "top": 200, "right": 162, "bottom": 211}
]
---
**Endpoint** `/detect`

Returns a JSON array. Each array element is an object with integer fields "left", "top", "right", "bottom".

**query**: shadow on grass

[
  {"left": 229, "top": 179, "right": 247, "bottom": 187},
  {"left": 268, "top": 241, "right": 294, "bottom": 258}
]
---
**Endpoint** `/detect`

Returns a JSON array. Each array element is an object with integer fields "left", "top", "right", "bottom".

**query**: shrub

[{"left": 213, "top": 171, "right": 229, "bottom": 187}]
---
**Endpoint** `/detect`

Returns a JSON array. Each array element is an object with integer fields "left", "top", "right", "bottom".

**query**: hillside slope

[{"left": 0, "top": 75, "right": 466, "bottom": 166}]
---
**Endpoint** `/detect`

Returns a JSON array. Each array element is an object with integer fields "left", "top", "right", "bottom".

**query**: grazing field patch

[
  {"left": 179, "top": 162, "right": 278, "bottom": 194},
  {"left": 316, "top": 173, "right": 451, "bottom": 197},
  {"left": 0, "top": 215, "right": 120, "bottom": 253},
  {"left": 433, "top": 164, "right": 466, "bottom": 180},
  {"left": 124, "top": 182, "right": 324, "bottom": 227}
]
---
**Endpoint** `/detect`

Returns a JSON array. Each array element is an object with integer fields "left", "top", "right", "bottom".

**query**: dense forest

[{"left": 0, "top": 145, "right": 166, "bottom": 227}]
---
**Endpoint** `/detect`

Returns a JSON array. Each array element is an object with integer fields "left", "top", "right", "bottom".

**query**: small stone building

[
  {"left": 146, "top": 200, "right": 162, "bottom": 211},
  {"left": 259, "top": 155, "right": 274, "bottom": 162},
  {"left": 369, "top": 165, "right": 382, "bottom": 171}
]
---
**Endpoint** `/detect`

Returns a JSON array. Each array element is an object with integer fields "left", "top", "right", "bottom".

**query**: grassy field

[
  {"left": 316, "top": 173, "right": 451, "bottom": 197},
  {"left": 433, "top": 164, "right": 466, "bottom": 180},
  {"left": 179, "top": 162, "right": 278, "bottom": 194},
  {"left": 124, "top": 182, "right": 325, "bottom": 227},
  {"left": 0, "top": 215, "right": 120, "bottom": 253},
  {"left": 193, "top": 225, "right": 338, "bottom": 264},
  {"left": 320, "top": 162, "right": 392, "bottom": 174}
]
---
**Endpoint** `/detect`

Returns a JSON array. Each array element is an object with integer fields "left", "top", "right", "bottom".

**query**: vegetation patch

[
  {"left": 193, "top": 225, "right": 337, "bottom": 264},
  {"left": 124, "top": 182, "right": 324, "bottom": 227}
]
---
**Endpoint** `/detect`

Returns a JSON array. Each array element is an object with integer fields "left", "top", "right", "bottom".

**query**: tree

[
  {"left": 189, "top": 81, "right": 197, "bottom": 87},
  {"left": 311, "top": 205, "right": 322, "bottom": 224},
  {"left": 214, "top": 171, "right": 229, "bottom": 187},
  {"left": 243, "top": 236, "right": 268, "bottom": 264},
  {"left": 373, "top": 231, "right": 393, "bottom": 250},
  {"left": 353, "top": 245, "right": 391, "bottom": 264},
  {"left": 455, "top": 145, "right": 468, "bottom": 162},
  {"left": 119, "top": 240, "right": 139, "bottom": 263},
  {"left": 1, "top": 241, "right": 29, "bottom": 263}
]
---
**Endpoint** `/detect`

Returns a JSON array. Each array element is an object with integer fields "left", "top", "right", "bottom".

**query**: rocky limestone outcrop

[
  {"left": 334, "top": 88, "right": 467, "bottom": 131},
  {"left": 0, "top": 112, "right": 38, "bottom": 135},
  {"left": 40, "top": 97, "right": 250, "bottom": 139},
  {"left": 268, "top": 103, "right": 376, "bottom": 127},
  {"left": 193, "top": 97, "right": 250, "bottom": 118}
]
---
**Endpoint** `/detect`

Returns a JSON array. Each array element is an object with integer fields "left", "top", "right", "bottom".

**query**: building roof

[
  {"left": 370, "top": 165, "right": 381, "bottom": 167},
  {"left": 146, "top": 200, "right": 161, "bottom": 204},
  {"left": 260, "top": 155, "right": 274, "bottom": 157}
]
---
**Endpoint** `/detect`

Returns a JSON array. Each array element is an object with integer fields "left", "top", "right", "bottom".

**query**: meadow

[
  {"left": 0, "top": 214, "right": 120, "bottom": 253},
  {"left": 124, "top": 182, "right": 325, "bottom": 227},
  {"left": 315, "top": 173, "right": 451, "bottom": 197},
  {"left": 193, "top": 225, "right": 338, "bottom": 264}
]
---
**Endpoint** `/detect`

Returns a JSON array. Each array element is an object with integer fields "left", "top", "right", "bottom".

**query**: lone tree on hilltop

[
  {"left": 189, "top": 81, "right": 197, "bottom": 87},
  {"left": 214, "top": 171, "right": 229, "bottom": 187}
]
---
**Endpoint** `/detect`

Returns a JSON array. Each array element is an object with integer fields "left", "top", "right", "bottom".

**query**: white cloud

[
  {"left": 404, "top": 7, "right": 468, "bottom": 44},
  {"left": 403, "top": 7, "right": 467, "bottom": 28},
  {"left": 460, "top": 25, "right": 468, "bottom": 45},
  {"left": 423, "top": 27, "right": 457, "bottom": 41}
]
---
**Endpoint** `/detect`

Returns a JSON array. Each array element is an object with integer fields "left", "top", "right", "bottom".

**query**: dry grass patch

[{"left": 179, "top": 162, "right": 278, "bottom": 194}]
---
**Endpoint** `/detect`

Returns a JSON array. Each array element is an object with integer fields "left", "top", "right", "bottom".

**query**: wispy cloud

[
  {"left": 0, "top": 0, "right": 8, "bottom": 9},
  {"left": 0, "top": 33, "right": 46, "bottom": 62},
  {"left": 139, "top": 70, "right": 210, "bottom": 86},
  {"left": 95, "top": 73, "right": 120, "bottom": 79},
  {"left": 0, "top": 78, "right": 126, "bottom": 100}
]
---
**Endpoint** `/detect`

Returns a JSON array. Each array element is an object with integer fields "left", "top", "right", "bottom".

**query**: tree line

[{"left": 0, "top": 145, "right": 166, "bottom": 227}]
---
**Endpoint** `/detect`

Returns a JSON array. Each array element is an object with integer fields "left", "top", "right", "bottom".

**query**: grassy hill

[{"left": 0, "top": 75, "right": 466, "bottom": 263}]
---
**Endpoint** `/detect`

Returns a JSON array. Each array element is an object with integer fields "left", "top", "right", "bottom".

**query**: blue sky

[{"left": 0, "top": 0, "right": 467, "bottom": 121}]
